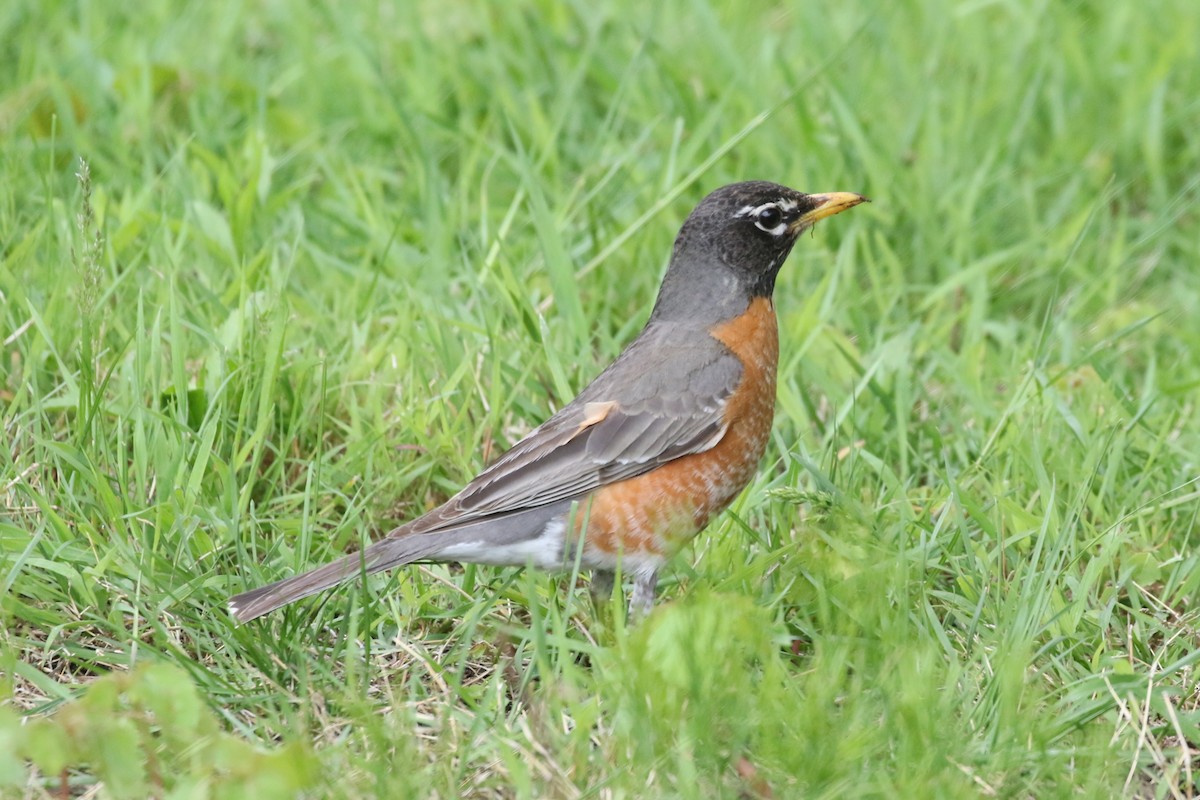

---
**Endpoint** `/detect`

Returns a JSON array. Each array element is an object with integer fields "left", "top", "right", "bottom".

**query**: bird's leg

[
  {"left": 628, "top": 569, "right": 659, "bottom": 619},
  {"left": 590, "top": 569, "right": 615, "bottom": 602}
]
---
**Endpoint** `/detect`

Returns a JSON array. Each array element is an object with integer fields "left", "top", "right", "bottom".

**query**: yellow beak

[{"left": 790, "top": 192, "right": 869, "bottom": 233}]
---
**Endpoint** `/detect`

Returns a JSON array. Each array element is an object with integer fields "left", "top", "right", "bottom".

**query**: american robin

[{"left": 228, "top": 181, "right": 866, "bottom": 622}]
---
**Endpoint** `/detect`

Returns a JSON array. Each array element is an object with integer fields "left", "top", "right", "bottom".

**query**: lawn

[{"left": 3, "top": 0, "right": 1200, "bottom": 797}]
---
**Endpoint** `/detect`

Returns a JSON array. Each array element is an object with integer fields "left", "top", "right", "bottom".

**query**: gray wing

[{"left": 406, "top": 324, "right": 742, "bottom": 535}]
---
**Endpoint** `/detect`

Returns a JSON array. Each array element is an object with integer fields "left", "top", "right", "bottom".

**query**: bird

[{"left": 228, "top": 181, "right": 867, "bottom": 623}]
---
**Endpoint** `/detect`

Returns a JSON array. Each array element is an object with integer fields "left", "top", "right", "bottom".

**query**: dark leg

[
  {"left": 629, "top": 569, "right": 659, "bottom": 619},
  {"left": 590, "top": 569, "right": 615, "bottom": 602}
]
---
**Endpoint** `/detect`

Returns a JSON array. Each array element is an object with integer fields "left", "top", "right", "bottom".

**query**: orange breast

[{"left": 581, "top": 298, "right": 779, "bottom": 560}]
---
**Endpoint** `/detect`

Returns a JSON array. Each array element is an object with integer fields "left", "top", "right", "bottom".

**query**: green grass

[{"left": 3, "top": 0, "right": 1200, "bottom": 796}]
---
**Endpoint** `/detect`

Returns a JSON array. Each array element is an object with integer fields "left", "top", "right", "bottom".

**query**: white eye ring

[
  {"left": 734, "top": 198, "right": 799, "bottom": 236},
  {"left": 753, "top": 204, "right": 787, "bottom": 236}
]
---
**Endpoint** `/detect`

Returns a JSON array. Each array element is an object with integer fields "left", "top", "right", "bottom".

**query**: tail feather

[
  {"left": 228, "top": 537, "right": 421, "bottom": 623},
  {"left": 227, "top": 501, "right": 572, "bottom": 623}
]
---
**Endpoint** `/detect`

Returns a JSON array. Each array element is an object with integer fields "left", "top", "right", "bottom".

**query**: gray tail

[
  {"left": 228, "top": 536, "right": 422, "bottom": 623},
  {"left": 228, "top": 502, "right": 569, "bottom": 622}
]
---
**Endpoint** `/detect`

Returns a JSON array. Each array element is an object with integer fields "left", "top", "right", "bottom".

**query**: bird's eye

[{"left": 754, "top": 205, "right": 784, "bottom": 234}]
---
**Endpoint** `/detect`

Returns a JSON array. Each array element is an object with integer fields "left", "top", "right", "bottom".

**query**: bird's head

[{"left": 653, "top": 181, "right": 867, "bottom": 321}]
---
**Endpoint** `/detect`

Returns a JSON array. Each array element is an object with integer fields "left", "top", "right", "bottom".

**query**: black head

[{"left": 650, "top": 181, "right": 867, "bottom": 322}]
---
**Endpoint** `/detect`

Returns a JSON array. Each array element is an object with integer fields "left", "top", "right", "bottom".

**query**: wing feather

[{"left": 406, "top": 326, "right": 743, "bottom": 536}]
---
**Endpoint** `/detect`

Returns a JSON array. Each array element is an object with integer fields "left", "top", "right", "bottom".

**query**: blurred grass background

[{"left": 2, "top": 0, "right": 1199, "bottom": 796}]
